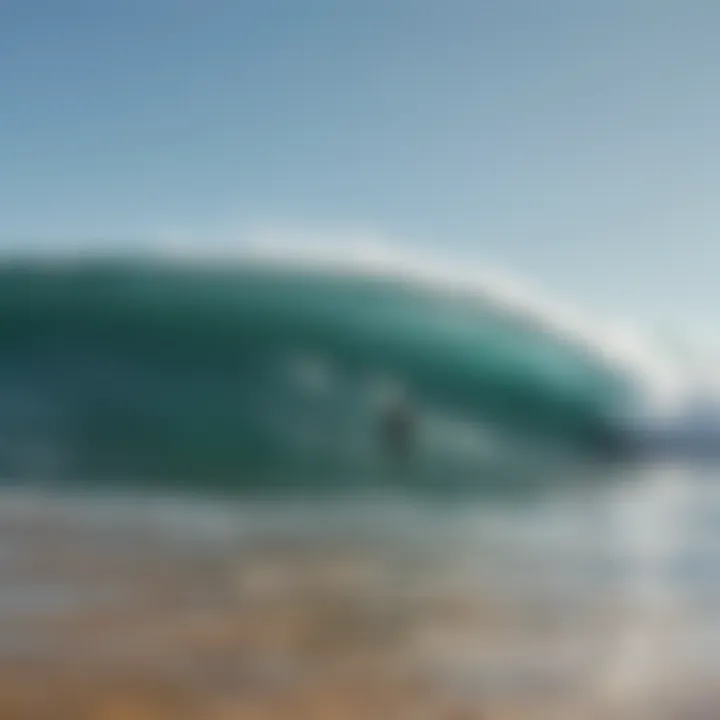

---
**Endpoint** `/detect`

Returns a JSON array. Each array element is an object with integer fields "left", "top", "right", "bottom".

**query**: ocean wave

[{"left": 0, "top": 246, "right": 668, "bottom": 490}]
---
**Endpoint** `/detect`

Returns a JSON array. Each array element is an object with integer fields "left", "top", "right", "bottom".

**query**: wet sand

[{"left": 0, "top": 492, "right": 713, "bottom": 719}]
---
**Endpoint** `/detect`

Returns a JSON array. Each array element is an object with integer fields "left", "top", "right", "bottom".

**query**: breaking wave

[{"left": 0, "top": 246, "right": 689, "bottom": 493}]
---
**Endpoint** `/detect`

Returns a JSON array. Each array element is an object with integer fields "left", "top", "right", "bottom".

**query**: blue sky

[{"left": 2, "top": 0, "right": 720, "bottom": 328}]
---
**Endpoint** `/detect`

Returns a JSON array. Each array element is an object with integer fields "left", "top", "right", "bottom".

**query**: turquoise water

[{"left": 0, "top": 257, "right": 635, "bottom": 492}]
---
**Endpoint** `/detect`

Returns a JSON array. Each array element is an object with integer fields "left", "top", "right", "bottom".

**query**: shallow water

[{"left": 0, "top": 464, "right": 718, "bottom": 717}]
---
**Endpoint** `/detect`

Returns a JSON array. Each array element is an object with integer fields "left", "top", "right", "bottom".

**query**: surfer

[{"left": 379, "top": 393, "right": 416, "bottom": 468}]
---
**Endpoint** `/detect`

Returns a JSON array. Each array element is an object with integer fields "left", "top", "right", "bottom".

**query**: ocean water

[
  {"left": 0, "top": 466, "right": 719, "bottom": 716},
  {"left": 0, "top": 253, "right": 718, "bottom": 715},
  {"left": 0, "top": 255, "right": 636, "bottom": 492}
]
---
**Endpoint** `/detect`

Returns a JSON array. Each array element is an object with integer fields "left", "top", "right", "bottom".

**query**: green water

[{"left": 0, "top": 258, "right": 635, "bottom": 490}]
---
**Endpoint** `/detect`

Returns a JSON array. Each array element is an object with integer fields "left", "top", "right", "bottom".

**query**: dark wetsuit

[{"left": 380, "top": 401, "right": 415, "bottom": 467}]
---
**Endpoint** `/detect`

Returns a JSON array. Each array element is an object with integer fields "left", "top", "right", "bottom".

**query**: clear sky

[{"left": 2, "top": 0, "right": 720, "bottom": 329}]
